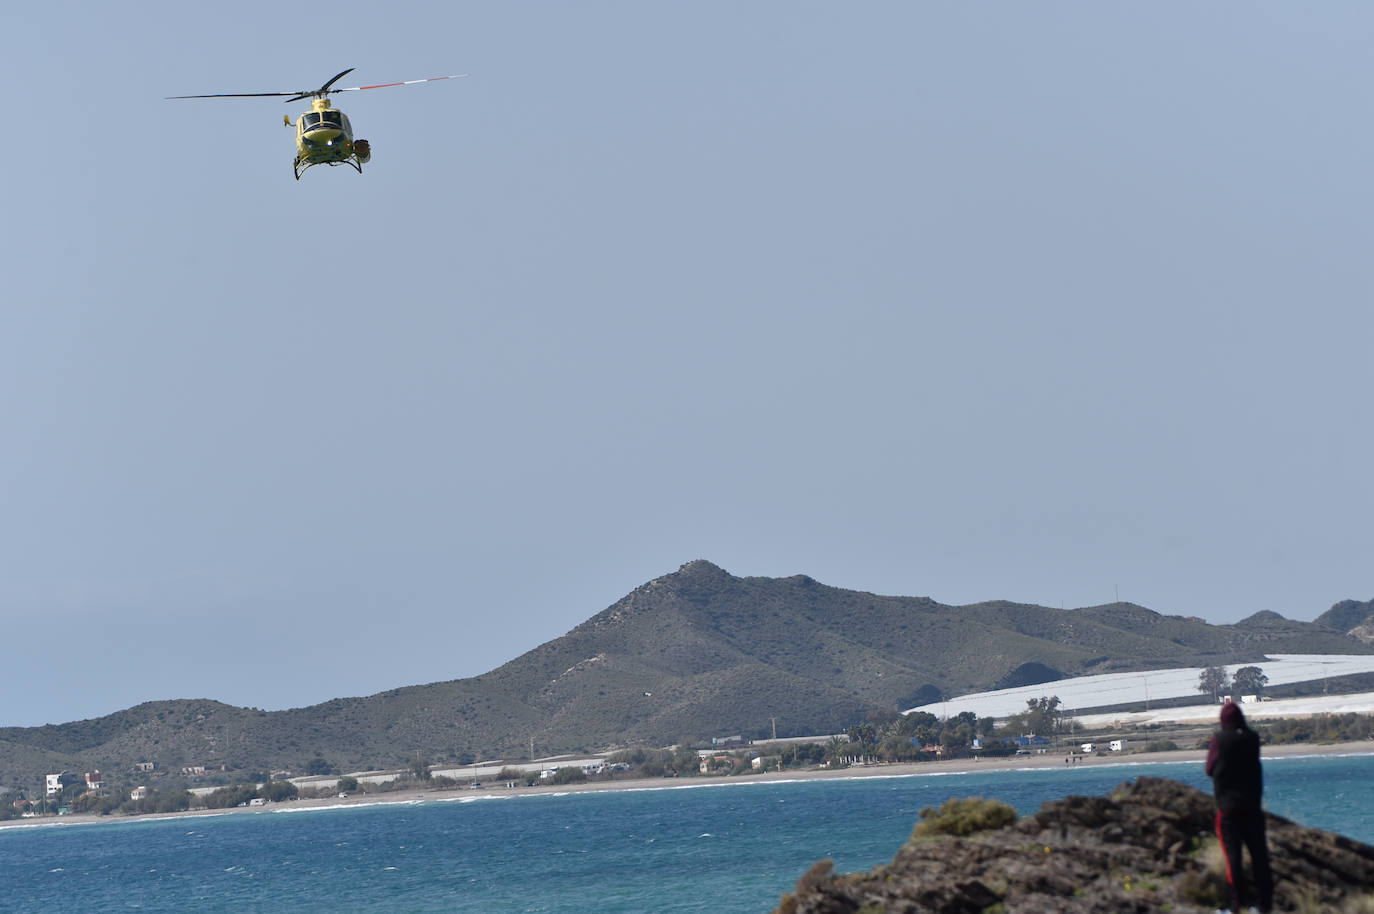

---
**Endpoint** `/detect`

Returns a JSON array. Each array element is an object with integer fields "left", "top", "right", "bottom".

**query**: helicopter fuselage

[{"left": 288, "top": 98, "right": 370, "bottom": 179}]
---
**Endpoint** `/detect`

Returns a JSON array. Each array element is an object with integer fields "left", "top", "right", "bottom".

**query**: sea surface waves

[{"left": 2, "top": 753, "right": 1370, "bottom": 912}]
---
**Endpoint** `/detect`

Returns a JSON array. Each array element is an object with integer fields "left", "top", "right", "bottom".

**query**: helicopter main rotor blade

[
  {"left": 319, "top": 68, "right": 356, "bottom": 93},
  {"left": 167, "top": 91, "right": 306, "bottom": 99},
  {"left": 280, "top": 68, "right": 358, "bottom": 103},
  {"left": 167, "top": 71, "right": 466, "bottom": 102},
  {"left": 334, "top": 74, "right": 468, "bottom": 92}
]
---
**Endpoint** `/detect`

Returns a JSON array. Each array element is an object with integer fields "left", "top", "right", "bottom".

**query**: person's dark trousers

[{"left": 1215, "top": 807, "right": 1274, "bottom": 913}]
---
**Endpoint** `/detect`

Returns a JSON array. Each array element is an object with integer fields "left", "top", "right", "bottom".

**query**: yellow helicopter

[{"left": 169, "top": 68, "right": 466, "bottom": 179}]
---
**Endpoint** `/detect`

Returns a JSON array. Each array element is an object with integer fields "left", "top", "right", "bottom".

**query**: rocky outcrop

[{"left": 773, "top": 777, "right": 1374, "bottom": 913}]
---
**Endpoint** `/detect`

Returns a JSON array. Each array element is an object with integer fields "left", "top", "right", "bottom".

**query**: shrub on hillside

[{"left": 910, "top": 796, "right": 1017, "bottom": 839}]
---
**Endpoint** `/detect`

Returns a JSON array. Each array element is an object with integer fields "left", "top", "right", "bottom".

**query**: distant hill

[
  {"left": 1315, "top": 598, "right": 1374, "bottom": 643},
  {"left": 2, "top": 560, "right": 1369, "bottom": 789}
]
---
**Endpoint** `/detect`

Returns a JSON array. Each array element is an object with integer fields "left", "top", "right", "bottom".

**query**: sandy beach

[{"left": 7, "top": 739, "right": 1371, "bottom": 831}]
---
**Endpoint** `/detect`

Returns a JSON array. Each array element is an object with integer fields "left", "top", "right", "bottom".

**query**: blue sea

[{"left": 2, "top": 754, "right": 1370, "bottom": 913}]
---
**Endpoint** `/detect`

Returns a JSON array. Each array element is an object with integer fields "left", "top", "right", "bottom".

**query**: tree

[
  {"left": 865, "top": 708, "right": 900, "bottom": 729},
  {"left": 846, "top": 724, "right": 877, "bottom": 746},
  {"left": 1198, "top": 666, "right": 1228, "bottom": 703},
  {"left": 154, "top": 789, "right": 192, "bottom": 813},
  {"left": 1232, "top": 666, "right": 1269, "bottom": 698},
  {"left": 671, "top": 747, "right": 700, "bottom": 776},
  {"left": 1018, "top": 696, "right": 1063, "bottom": 737},
  {"left": 822, "top": 736, "right": 851, "bottom": 767},
  {"left": 939, "top": 721, "right": 975, "bottom": 750},
  {"left": 261, "top": 779, "right": 298, "bottom": 802},
  {"left": 780, "top": 742, "right": 827, "bottom": 768},
  {"left": 204, "top": 785, "right": 257, "bottom": 809},
  {"left": 891, "top": 712, "right": 939, "bottom": 744},
  {"left": 125, "top": 787, "right": 192, "bottom": 815},
  {"left": 305, "top": 758, "right": 335, "bottom": 776},
  {"left": 552, "top": 767, "right": 587, "bottom": 785}
]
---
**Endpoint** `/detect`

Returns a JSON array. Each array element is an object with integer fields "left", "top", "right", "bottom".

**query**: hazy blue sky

[{"left": 4, "top": 4, "right": 1371, "bottom": 728}]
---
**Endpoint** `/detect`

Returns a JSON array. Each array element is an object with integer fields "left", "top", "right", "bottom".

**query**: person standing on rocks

[{"left": 1205, "top": 701, "right": 1274, "bottom": 913}]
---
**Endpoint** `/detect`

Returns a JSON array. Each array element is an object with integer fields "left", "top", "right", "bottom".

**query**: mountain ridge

[{"left": 2, "top": 560, "right": 1368, "bottom": 789}]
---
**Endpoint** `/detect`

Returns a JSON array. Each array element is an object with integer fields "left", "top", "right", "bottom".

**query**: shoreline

[{"left": 7, "top": 739, "right": 1372, "bottom": 832}]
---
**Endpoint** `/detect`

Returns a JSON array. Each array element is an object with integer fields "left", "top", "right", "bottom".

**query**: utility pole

[
  {"left": 769, "top": 717, "right": 777, "bottom": 740},
  {"left": 529, "top": 736, "right": 535, "bottom": 761}
]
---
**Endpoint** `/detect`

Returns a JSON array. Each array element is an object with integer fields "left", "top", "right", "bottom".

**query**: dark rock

[{"left": 772, "top": 777, "right": 1374, "bottom": 914}]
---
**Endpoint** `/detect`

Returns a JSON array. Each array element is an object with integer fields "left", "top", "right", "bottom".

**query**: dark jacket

[{"left": 1206, "top": 703, "right": 1263, "bottom": 812}]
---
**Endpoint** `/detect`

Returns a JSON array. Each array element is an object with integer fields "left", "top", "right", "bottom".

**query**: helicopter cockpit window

[
  {"left": 321, "top": 111, "right": 343, "bottom": 128},
  {"left": 302, "top": 112, "right": 323, "bottom": 129}
]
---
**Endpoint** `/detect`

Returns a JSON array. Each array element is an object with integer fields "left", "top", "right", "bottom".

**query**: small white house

[
  {"left": 1240, "top": 695, "right": 1259, "bottom": 704},
  {"left": 1080, "top": 743, "right": 1096, "bottom": 753},
  {"left": 1109, "top": 739, "right": 1128, "bottom": 752},
  {"left": 130, "top": 786, "right": 148, "bottom": 801}
]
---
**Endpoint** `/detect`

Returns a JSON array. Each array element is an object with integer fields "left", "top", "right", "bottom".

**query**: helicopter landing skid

[{"left": 293, "top": 156, "right": 364, "bottom": 181}]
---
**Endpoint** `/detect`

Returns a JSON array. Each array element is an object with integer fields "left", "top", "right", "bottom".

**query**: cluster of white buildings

[{"left": 44, "top": 770, "right": 104, "bottom": 797}]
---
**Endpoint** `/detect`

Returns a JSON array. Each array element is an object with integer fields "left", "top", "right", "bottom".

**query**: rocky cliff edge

[{"left": 773, "top": 777, "right": 1374, "bottom": 914}]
